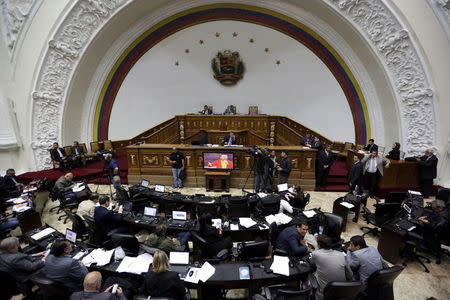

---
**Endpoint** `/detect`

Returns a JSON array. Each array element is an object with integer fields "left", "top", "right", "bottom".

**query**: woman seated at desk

[
  {"left": 199, "top": 213, "right": 232, "bottom": 257},
  {"left": 140, "top": 251, "right": 187, "bottom": 300},
  {"left": 279, "top": 185, "right": 309, "bottom": 214}
]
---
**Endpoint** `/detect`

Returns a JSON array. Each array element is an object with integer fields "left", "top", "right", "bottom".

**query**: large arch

[{"left": 30, "top": 0, "right": 437, "bottom": 170}]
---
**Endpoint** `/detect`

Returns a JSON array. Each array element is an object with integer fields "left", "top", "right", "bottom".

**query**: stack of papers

[
  {"left": 7, "top": 197, "right": 27, "bottom": 204},
  {"left": 340, "top": 201, "right": 355, "bottom": 209},
  {"left": 81, "top": 248, "right": 114, "bottom": 267},
  {"left": 184, "top": 261, "right": 215, "bottom": 283},
  {"left": 212, "top": 218, "right": 222, "bottom": 229},
  {"left": 270, "top": 255, "right": 290, "bottom": 276},
  {"left": 13, "top": 205, "right": 31, "bottom": 213},
  {"left": 31, "top": 227, "right": 55, "bottom": 240},
  {"left": 239, "top": 217, "right": 257, "bottom": 228},
  {"left": 265, "top": 213, "right": 292, "bottom": 225},
  {"left": 302, "top": 210, "right": 317, "bottom": 218},
  {"left": 116, "top": 253, "right": 153, "bottom": 274},
  {"left": 72, "top": 183, "right": 85, "bottom": 192},
  {"left": 230, "top": 224, "right": 239, "bottom": 231}
]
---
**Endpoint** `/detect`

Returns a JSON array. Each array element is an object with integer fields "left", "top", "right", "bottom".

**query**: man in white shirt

[
  {"left": 361, "top": 151, "right": 390, "bottom": 198},
  {"left": 77, "top": 193, "right": 99, "bottom": 220}
]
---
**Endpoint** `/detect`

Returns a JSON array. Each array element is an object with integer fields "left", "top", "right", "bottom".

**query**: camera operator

[
  {"left": 252, "top": 147, "right": 269, "bottom": 193},
  {"left": 105, "top": 153, "right": 119, "bottom": 182}
]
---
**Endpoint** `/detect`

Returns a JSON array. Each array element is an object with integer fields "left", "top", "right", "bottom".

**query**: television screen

[{"left": 203, "top": 153, "right": 234, "bottom": 170}]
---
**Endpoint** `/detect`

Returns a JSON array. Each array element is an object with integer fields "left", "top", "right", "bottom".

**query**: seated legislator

[
  {"left": 140, "top": 251, "right": 187, "bottom": 300},
  {"left": 70, "top": 271, "right": 126, "bottom": 300},
  {"left": 0, "top": 214, "right": 19, "bottom": 233},
  {"left": 208, "top": 154, "right": 234, "bottom": 169},
  {"left": 77, "top": 193, "right": 100, "bottom": 220},
  {"left": 55, "top": 172, "right": 90, "bottom": 200},
  {"left": 385, "top": 142, "right": 401, "bottom": 160},
  {"left": 418, "top": 199, "right": 449, "bottom": 263},
  {"left": 200, "top": 104, "right": 212, "bottom": 115},
  {"left": 300, "top": 132, "right": 313, "bottom": 147},
  {"left": 0, "top": 237, "right": 45, "bottom": 294},
  {"left": 363, "top": 139, "right": 378, "bottom": 153},
  {"left": 312, "top": 235, "right": 353, "bottom": 300},
  {"left": 94, "top": 196, "right": 126, "bottom": 235},
  {"left": 346, "top": 235, "right": 383, "bottom": 283},
  {"left": 144, "top": 224, "right": 189, "bottom": 252},
  {"left": 50, "top": 142, "right": 73, "bottom": 170},
  {"left": 72, "top": 141, "right": 87, "bottom": 168},
  {"left": 44, "top": 239, "right": 88, "bottom": 292},
  {"left": 198, "top": 213, "right": 232, "bottom": 256},
  {"left": 416, "top": 149, "right": 438, "bottom": 198},
  {"left": 223, "top": 132, "right": 236, "bottom": 145},
  {"left": 3, "top": 168, "right": 23, "bottom": 195},
  {"left": 275, "top": 221, "right": 308, "bottom": 256}
]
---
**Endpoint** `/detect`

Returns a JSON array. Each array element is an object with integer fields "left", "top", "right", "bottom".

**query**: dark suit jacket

[
  {"left": 72, "top": 146, "right": 85, "bottom": 156},
  {"left": 43, "top": 254, "right": 88, "bottom": 292},
  {"left": 0, "top": 252, "right": 44, "bottom": 281},
  {"left": 363, "top": 143, "right": 378, "bottom": 153},
  {"left": 223, "top": 135, "right": 236, "bottom": 145},
  {"left": 275, "top": 225, "right": 307, "bottom": 256},
  {"left": 311, "top": 140, "right": 322, "bottom": 150},
  {"left": 348, "top": 161, "right": 363, "bottom": 186},
  {"left": 3, "top": 175, "right": 20, "bottom": 191},
  {"left": 317, "top": 150, "right": 334, "bottom": 168},
  {"left": 278, "top": 157, "right": 292, "bottom": 177},
  {"left": 50, "top": 147, "right": 67, "bottom": 161},
  {"left": 419, "top": 155, "right": 438, "bottom": 180},
  {"left": 94, "top": 206, "right": 123, "bottom": 234},
  {"left": 140, "top": 271, "right": 186, "bottom": 300},
  {"left": 55, "top": 175, "right": 73, "bottom": 194},
  {"left": 386, "top": 149, "right": 400, "bottom": 160},
  {"left": 70, "top": 290, "right": 126, "bottom": 300},
  {"left": 300, "top": 137, "right": 312, "bottom": 146}
]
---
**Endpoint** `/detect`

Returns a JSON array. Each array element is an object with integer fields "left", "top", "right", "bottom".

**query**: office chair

[
  {"left": 29, "top": 271, "right": 72, "bottom": 300},
  {"left": 360, "top": 265, "right": 404, "bottom": 300},
  {"left": 323, "top": 212, "right": 343, "bottom": 248},
  {"left": 385, "top": 192, "right": 407, "bottom": 204},
  {"left": 196, "top": 203, "right": 220, "bottom": 219},
  {"left": 227, "top": 197, "right": 250, "bottom": 219},
  {"left": 83, "top": 215, "right": 110, "bottom": 248},
  {"left": 63, "top": 209, "right": 88, "bottom": 241},
  {"left": 436, "top": 188, "right": 450, "bottom": 204},
  {"left": 110, "top": 233, "right": 140, "bottom": 256},
  {"left": 254, "top": 286, "right": 311, "bottom": 300},
  {"left": 360, "top": 203, "right": 401, "bottom": 237},
  {"left": 402, "top": 231, "right": 431, "bottom": 273},
  {"left": 322, "top": 281, "right": 366, "bottom": 300},
  {"left": 130, "top": 197, "right": 151, "bottom": 213},
  {"left": 0, "top": 270, "right": 19, "bottom": 300},
  {"left": 257, "top": 196, "right": 281, "bottom": 217},
  {"left": 114, "top": 186, "right": 130, "bottom": 203},
  {"left": 239, "top": 240, "right": 269, "bottom": 261},
  {"left": 191, "top": 231, "right": 229, "bottom": 261}
]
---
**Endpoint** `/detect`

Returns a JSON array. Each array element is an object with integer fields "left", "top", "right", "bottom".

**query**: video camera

[{"left": 247, "top": 145, "right": 263, "bottom": 155}]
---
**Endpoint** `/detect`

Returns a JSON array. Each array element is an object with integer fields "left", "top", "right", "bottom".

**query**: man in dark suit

[
  {"left": 50, "top": 142, "right": 72, "bottom": 170},
  {"left": 316, "top": 145, "right": 334, "bottom": 188},
  {"left": 300, "top": 132, "right": 313, "bottom": 147},
  {"left": 94, "top": 196, "right": 126, "bottom": 234},
  {"left": 363, "top": 139, "right": 378, "bottom": 153},
  {"left": 72, "top": 141, "right": 87, "bottom": 167},
  {"left": 275, "top": 222, "right": 309, "bottom": 256},
  {"left": 348, "top": 155, "right": 363, "bottom": 193},
  {"left": 44, "top": 239, "right": 88, "bottom": 292},
  {"left": 416, "top": 149, "right": 438, "bottom": 198},
  {"left": 223, "top": 132, "right": 236, "bottom": 145},
  {"left": 200, "top": 105, "right": 212, "bottom": 115},
  {"left": 70, "top": 271, "right": 126, "bottom": 300},
  {"left": 3, "top": 168, "right": 23, "bottom": 195},
  {"left": 277, "top": 151, "right": 292, "bottom": 184},
  {"left": 311, "top": 136, "right": 322, "bottom": 150}
]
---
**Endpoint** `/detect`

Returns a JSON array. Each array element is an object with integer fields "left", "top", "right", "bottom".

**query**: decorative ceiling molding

[
  {"left": 325, "top": 0, "right": 436, "bottom": 155},
  {"left": 0, "top": 0, "right": 42, "bottom": 59},
  {"left": 31, "top": 0, "right": 129, "bottom": 170},
  {"left": 427, "top": 0, "right": 450, "bottom": 42},
  {"left": 30, "top": 0, "right": 437, "bottom": 169}
]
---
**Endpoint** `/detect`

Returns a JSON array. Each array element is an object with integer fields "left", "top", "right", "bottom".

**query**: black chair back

[
  {"left": 437, "top": 188, "right": 450, "bottom": 204},
  {"left": 131, "top": 197, "right": 151, "bottom": 213},
  {"left": 323, "top": 281, "right": 366, "bottom": 300},
  {"left": 385, "top": 192, "right": 407, "bottom": 204},
  {"left": 258, "top": 198, "right": 280, "bottom": 216},
  {"left": 110, "top": 233, "right": 140, "bottom": 256},
  {"left": 196, "top": 203, "right": 219, "bottom": 219},
  {"left": 240, "top": 240, "right": 269, "bottom": 260},
  {"left": 227, "top": 198, "right": 250, "bottom": 219},
  {"left": 0, "top": 270, "right": 19, "bottom": 299},
  {"left": 83, "top": 215, "right": 107, "bottom": 246},
  {"left": 323, "top": 212, "right": 343, "bottom": 245},
  {"left": 29, "top": 272, "right": 71, "bottom": 300},
  {"left": 374, "top": 203, "right": 401, "bottom": 225},
  {"left": 365, "top": 266, "right": 404, "bottom": 300},
  {"left": 115, "top": 186, "right": 130, "bottom": 203},
  {"left": 64, "top": 209, "right": 87, "bottom": 237}
]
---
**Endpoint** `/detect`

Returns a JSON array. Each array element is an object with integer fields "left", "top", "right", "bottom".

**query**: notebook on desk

[{"left": 140, "top": 207, "right": 158, "bottom": 224}]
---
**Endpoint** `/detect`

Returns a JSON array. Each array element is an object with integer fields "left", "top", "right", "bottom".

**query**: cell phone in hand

[{"left": 112, "top": 284, "right": 118, "bottom": 294}]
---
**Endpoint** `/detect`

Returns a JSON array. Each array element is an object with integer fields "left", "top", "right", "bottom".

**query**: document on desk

[
  {"left": 72, "top": 183, "right": 85, "bottom": 192},
  {"left": 116, "top": 253, "right": 153, "bottom": 274},
  {"left": 184, "top": 267, "right": 200, "bottom": 283},
  {"left": 230, "top": 224, "right": 239, "bottom": 231},
  {"left": 212, "top": 218, "right": 222, "bottom": 229},
  {"left": 270, "top": 255, "right": 290, "bottom": 276},
  {"left": 302, "top": 210, "right": 316, "bottom": 218},
  {"left": 198, "top": 261, "right": 215, "bottom": 282},
  {"left": 31, "top": 227, "right": 55, "bottom": 240},
  {"left": 82, "top": 248, "right": 114, "bottom": 267},
  {"left": 239, "top": 217, "right": 257, "bottom": 228},
  {"left": 340, "top": 201, "right": 355, "bottom": 209},
  {"left": 265, "top": 213, "right": 292, "bottom": 225}
]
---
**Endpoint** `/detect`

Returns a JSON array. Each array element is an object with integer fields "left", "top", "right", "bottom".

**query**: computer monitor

[
  {"left": 173, "top": 211, "right": 187, "bottom": 221},
  {"left": 203, "top": 152, "right": 234, "bottom": 170},
  {"left": 169, "top": 252, "right": 189, "bottom": 265},
  {"left": 277, "top": 183, "right": 288, "bottom": 192},
  {"left": 144, "top": 206, "right": 157, "bottom": 217},
  {"left": 155, "top": 184, "right": 165, "bottom": 192},
  {"left": 140, "top": 179, "right": 150, "bottom": 188},
  {"left": 65, "top": 228, "right": 77, "bottom": 243}
]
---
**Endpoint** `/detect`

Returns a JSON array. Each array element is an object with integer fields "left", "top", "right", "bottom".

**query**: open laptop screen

[
  {"left": 155, "top": 184, "right": 165, "bottom": 192},
  {"left": 277, "top": 183, "right": 288, "bottom": 192},
  {"left": 144, "top": 207, "right": 157, "bottom": 216},
  {"left": 140, "top": 179, "right": 150, "bottom": 188},
  {"left": 173, "top": 211, "right": 187, "bottom": 221},
  {"left": 65, "top": 228, "right": 77, "bottom": 243},
  {"left": 170, "top": 252, "right": 189, "bottom": 265}
]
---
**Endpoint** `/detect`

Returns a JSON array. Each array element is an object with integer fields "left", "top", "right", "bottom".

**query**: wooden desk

[
  {"left": 205, "top": 171, "right": 230, "bottom": 192},
  {"left": 332, "top": 200, "right": 360, "bottom": 232},
  {"left": 346, "top": 149, "right": 420, "bottom": 191},
  {"left": 126, "top": 144, "right": 317, "bottom": 190},
  {"left": 377, "top": 224, "right": 405, "bottom": 264}
]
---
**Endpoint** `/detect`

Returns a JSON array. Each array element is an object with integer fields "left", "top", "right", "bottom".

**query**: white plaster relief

[
  {"left": 327, "top": 0, "right": 436, "bottom": 155},
  {"left": 428, "top": 0, "right": 450, "bottom": 42},
  {"left": 31, "top": 0, "right": 128, "bottom": 169},
  {"left": 0, "top": 0, "right": 40, "bottom": 58}
]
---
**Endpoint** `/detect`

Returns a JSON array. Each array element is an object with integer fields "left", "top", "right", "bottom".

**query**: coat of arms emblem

[{"left": 211, "top": 50, "right": 245, "bottom": 86}]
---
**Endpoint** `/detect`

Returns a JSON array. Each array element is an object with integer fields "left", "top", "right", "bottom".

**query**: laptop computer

[
  {"left": 140, "top": 206, "right": 158, "bottom": 224},
  {"left": 65, "top": 228, "right": 77, "bottom": 243},
  {"left": 169, "top": 211, "right": 187, "bottom": 227},
  {"left": 140, "top": 179, "right": 150, "bottom": 188},
  {"left": 170, "top": 252, "right": 190, "bottom": 279},
  {"left": 277, "top": 183, "right": 288, "bottom": 192},
  {"left": 155, "top": 184, "right": 165, "bottom": 193}
]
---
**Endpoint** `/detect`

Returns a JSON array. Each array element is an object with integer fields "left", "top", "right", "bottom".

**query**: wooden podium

[{"left": 205, "top": 171, "right": 230, "bottom": 192}]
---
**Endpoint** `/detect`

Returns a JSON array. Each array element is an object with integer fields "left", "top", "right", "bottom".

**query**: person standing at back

[
  {"left": 416, "top": 149, "right": 438, "bottom": 198},
  {"left": 348, "top": 155, "right": 363, "bottom": 193},
  {"left": 168, "top": 147, "right": 185, "bottom": 188},
  {"left": 277, "top": 151, "right": 292, "bottom": 184}
]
